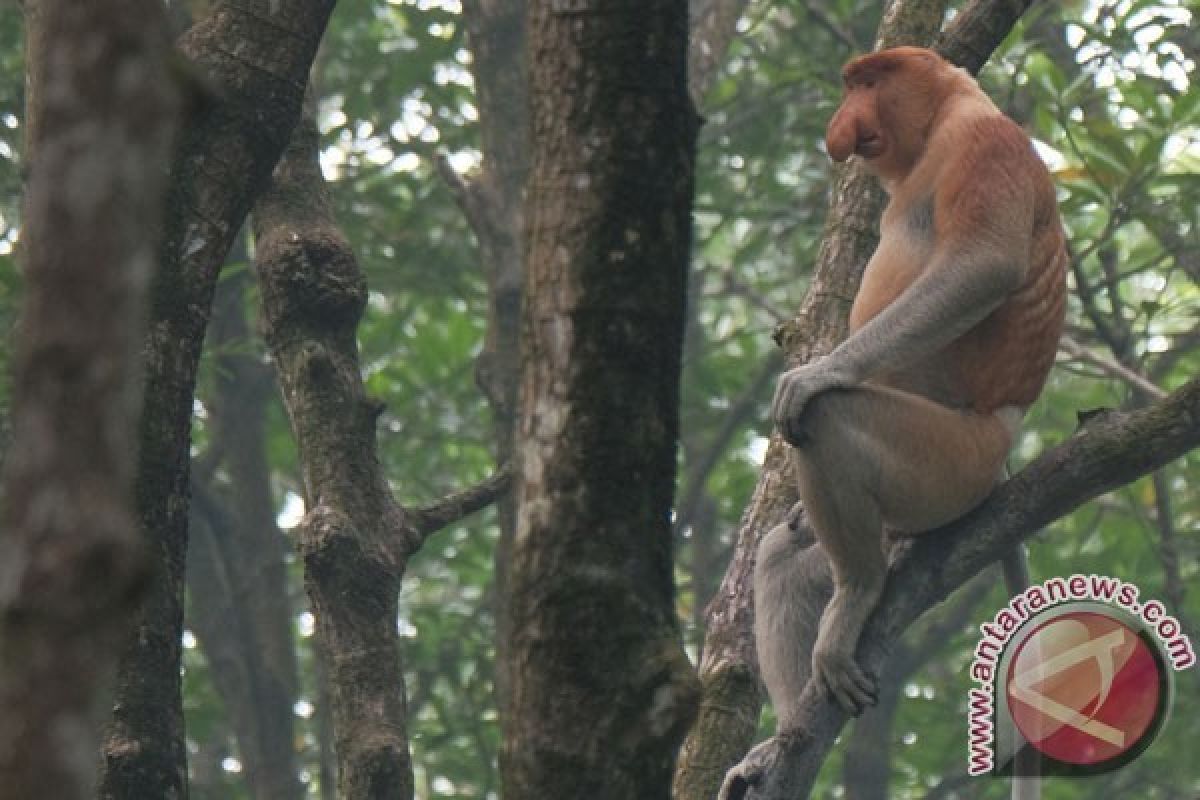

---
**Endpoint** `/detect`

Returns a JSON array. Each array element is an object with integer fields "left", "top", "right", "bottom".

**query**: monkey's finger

[
  {"left": 823, "top": 671, "right": 860, "bottom": 716},
  {"left": 813, "top": 663, "right": 857, "bottom": 715},
  {"left": 833, "top": 665, "right": 878, "bottom": 716},
  {"left": 815, "top": 656, "right": 878, "bottom": 716},
  {"left": 782, "top": 395, "right": 813, "bottom": 446}
]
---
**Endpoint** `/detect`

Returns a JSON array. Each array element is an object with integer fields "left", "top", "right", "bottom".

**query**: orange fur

[
  {"left": 836, "top": 47, "right": 1067, "bottom": 414},
  {"left": 759, "top": 47, "right": 1068, "bottom": 717}
]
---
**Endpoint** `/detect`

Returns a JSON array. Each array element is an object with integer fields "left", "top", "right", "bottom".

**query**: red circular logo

[{"left": 1005, "top": 611, "right": 1165, "bottom": 767}]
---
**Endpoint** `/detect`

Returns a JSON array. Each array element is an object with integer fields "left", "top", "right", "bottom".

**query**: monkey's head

[{"left": 825, "top": 47, "right": 970, "bottom": 181}]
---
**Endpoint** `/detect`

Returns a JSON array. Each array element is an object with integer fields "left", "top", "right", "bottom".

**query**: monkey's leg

[
  {"left": 754, "top": 518, "right": 832, "bottom": 728},
  {"left": 791, "top": 438, "right": 886, "bottom": 715},
  {"left": 788, "top": 386, "right": 1012, "bottom": 714}
]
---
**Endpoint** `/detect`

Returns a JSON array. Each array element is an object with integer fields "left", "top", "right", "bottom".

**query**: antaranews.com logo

[{"left": 967, "top": 574, "right": 1195, "bottom": 777}]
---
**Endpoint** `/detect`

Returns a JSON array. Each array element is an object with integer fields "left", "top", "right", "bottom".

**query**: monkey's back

[{"left": 947, "top": 159, "right": 1067, "bottom": 413}]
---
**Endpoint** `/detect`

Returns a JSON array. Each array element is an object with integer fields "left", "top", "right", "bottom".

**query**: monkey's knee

[
  {"left": 756, "top": 518, "right": 811, "bottom": 572},
  {"left": 785, "top": 389, "right": 868, "bottom": 456}
]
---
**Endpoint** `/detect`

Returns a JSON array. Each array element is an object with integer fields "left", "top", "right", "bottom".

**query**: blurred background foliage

[{"left": 0, "top": 0, "right": 1196, "bottom": 797}]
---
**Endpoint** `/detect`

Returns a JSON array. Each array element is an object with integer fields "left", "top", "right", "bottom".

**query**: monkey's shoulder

[{"left": 932, "top": 112, "right": 1054, "bottom": 197}]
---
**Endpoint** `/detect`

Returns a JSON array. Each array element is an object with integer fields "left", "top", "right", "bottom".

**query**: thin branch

[
  {"left": 412, "top": 462, "right": 514, "bottom": 539},
  {"left": 1059, "top": 334, "right": 1167, "bottom": 399},
  {"left": 1150, "top": 471, "right": 1195, "bottom": 642},
  {"left": 718, "top": 268, "right": 790, "bottom": 324},
  {"left": 436, "top": 152, "right": 490, "bottom": 239},
  {"left": 803, "top": 0, "right": 859, "bottom": 52}
]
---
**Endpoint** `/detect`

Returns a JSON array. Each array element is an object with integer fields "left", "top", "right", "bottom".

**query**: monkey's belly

[
  {"left": 872, "top": 357, "right": 971, "bottom": 410},
  {"left": 849, "top": 230, "right": 930, "bottom": 331}
]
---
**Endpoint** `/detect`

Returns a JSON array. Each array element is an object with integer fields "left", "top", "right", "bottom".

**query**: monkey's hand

[{"left": 770, "top": 357, "right": 854, "bottom": 446}]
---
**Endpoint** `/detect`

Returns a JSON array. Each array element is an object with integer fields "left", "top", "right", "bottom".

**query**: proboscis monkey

[{"left": 762, "top": 47, "right": 1067, "bottom": 717}]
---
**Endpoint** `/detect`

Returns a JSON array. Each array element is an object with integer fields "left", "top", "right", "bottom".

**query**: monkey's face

[{"left": 825, "top": 47, "right": 949, "bottom": 181}]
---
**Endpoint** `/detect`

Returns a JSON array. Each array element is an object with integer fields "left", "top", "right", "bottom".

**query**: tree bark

[
  {"left": 456, "top": 0, "right": 530, "bottom": 729},
  {"left": 0, "top": 2, "right": 179, "bottom": 797},
  {"left": 253, "top": 110, "right": 416, "bottom": 800},
  {"left": 186, "top": 269, "right": 301, "bottom": 800},
  {"left": 453, "top": 0, "right": 759, "bottom": 753},
  {"left": 501, "top": 2, "right": 700, "bottom": 798},
  {"left": 98, "top": 4, "right": 334, "bottom": 797},
  {"left": 254, "top": 107, "right": 509, "bottom": 799}
]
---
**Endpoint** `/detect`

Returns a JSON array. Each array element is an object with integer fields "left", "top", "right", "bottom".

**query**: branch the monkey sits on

[{"left": 763, "top": 47, "right": 1067, "bottom": 717}]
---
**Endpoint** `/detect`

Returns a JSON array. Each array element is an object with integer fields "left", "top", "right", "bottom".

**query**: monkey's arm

[
  {"left": 772, "top": 249, "right": 1022, "bottom": 442},
  {"left": 773, "top": 147, "right": 1035, "bottom": 443}
]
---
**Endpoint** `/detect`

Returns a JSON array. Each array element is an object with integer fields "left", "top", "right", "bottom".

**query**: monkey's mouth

[{"left": 857, "top": 134, "right": 885, "bottom": 158}]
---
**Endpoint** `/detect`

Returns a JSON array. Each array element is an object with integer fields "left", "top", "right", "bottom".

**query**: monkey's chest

[
  {"left": 848, "top": 229, "right": 969, "bottom": 407},
  {"left": 848, "top": 235, "right": 928, "bottom": 330}
]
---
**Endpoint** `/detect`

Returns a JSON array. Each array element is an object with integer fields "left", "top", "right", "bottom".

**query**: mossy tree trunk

[
  {"left": 254, "top": 106, "right": 512, "bottom": 799},
  {"left": 98, "top": 3, "right": 335, "bottom": 796},
  {"left": 501, "top": 2, "right": 700, "bottom": 798},
  {"left": 0, "top": 2, "right": 179, "bottom": 796}
]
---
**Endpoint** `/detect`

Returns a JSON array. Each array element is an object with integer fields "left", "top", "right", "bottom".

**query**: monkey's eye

[{"left": 862, "top": 78, "right": 876, "bottom": 89}]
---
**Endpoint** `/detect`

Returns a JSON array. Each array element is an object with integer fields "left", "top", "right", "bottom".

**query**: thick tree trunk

[
  {"left": 253, "top": 112, "right": 417, "bottom": 800},
  {"left": 456, "top": 0, "right": 752, "bottom": 746},
  {"left": 501, "top": 2, "right": 700, "bottom": 798},
  {"left": 187, "top": 269, "right": 301, "bottom": 800},
  {"left": 97, "top": 4, "right": 334, "bottom": 797},
  {"left": 254, "top": 95, "right": 512, "bottom": 800},
  {"left": 0, "top": 2, "right": 179, "bottom": 797}
]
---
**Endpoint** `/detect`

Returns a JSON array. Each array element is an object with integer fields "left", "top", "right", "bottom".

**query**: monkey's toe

[{"left": 814, "top": 651, "right": 878, "bottom": 716}]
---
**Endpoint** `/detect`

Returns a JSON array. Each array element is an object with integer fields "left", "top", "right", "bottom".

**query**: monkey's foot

[
  {"left": 813, "top": 649, "right": 877, "bottom": 715},
  {"left": 718, "top": 733, "right": 809, "bottom": 800},
  {"left": 718, "top": 738, "right": 775, "bottom": 800}
]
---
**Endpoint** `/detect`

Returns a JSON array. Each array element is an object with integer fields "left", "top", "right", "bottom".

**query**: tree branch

[
  {"left": 721, "top": 378, "right": 1200, "bottom": 800},
  {"left": 803, "top": 1, "right": 860, "bottom": 53},
  {"left": 412, "top": 463, "right": 514, "bottom": 539},
  {"left": 254, "top": 108, "right": 417, "bottom": 798},
  {"left": 1059, "top": 335, "right": 1167, "bottom": 400},
  {"left": 100, "top": 1, "right": 336, "bottom": 793},
  {"left": 435, "top": 152, "right": 491, "bottom": 241},
  {"left": 933, "top": 0, "right": 1038, "bottom": 72}
]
